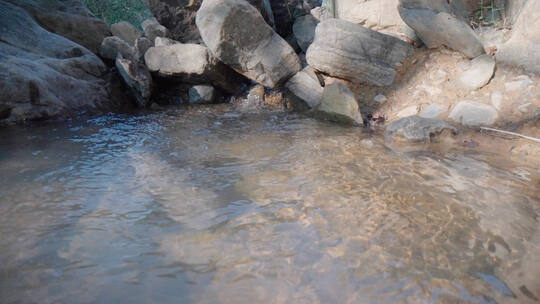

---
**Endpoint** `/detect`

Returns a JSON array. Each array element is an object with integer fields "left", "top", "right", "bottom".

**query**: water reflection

[{"left": 0, "top": 107, "right": 538, "bottom": 303}]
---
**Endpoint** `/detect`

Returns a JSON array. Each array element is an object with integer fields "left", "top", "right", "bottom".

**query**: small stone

[
  {"left": 449, "top": 101, "right": 498, "bottom": 126},
  {"left": 134, "top": 37, "right": 153, "bottom": 62},
  {"left": 99, "top": 36, "right": 134, "bottom": 60},
  {"left": 285, "top": 67, "right": 323, "bottom": 108},
  {"left": 457, "top": 54, "right": 496, "bottom": 91},
  {"left": 490, "top": 91, "right": 503, "bottom": 110},
  {"left": 142, "top": 18, "right": 170, "bottom": 43},
  {"left": 247, "top": 85, "right": 266, "bottom": 103},
  {"left": 419, "top": 104, "right": 445, "bottom": 118},
  {"left": 154, "top": 37, "right": 179, "bottom": 47},
  {"left": 313, "top": 82, "right": 363, "bottom": 125},
  {"left": 374, "top": 93, "right": 387, "bottom": 103},
  {"left": 386, "top": 115, "right": 457, "bottom": 142},
  {"left": 518, "top": 103, "right": 532, "bottom": 113},
  {"left": 189, "top": 85, "right": 216, "bottom": 104},
  {"left": 397, "top": 105, "right": 418, "bottom": 118},
  {"left": 111, "top": 21, "right": 142, "bottom": 46},
  {"left": 505, "top": 76, "right": 533, "bottom": 91}
]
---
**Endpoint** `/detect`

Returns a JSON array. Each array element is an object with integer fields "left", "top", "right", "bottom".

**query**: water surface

[{"left": 1, "top": 106, "right": 539, "bottom": 303}]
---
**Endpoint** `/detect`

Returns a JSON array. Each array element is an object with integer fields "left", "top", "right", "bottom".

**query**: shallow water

[{"left": 0, "top": 106, "right": 539, "bottom": 304}]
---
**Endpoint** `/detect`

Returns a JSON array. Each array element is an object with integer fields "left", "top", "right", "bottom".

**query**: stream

[{"left": 0, "top": 106, "right": 539, "bottom": 303}]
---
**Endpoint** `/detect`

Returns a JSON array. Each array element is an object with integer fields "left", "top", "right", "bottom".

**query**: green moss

[{"left": 82, "top": 0, "right": 152, "bottom": 29}]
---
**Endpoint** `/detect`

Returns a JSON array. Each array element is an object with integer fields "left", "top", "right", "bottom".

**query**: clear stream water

[{"left": 0, "top": 106, "right": 539, "bottom": 304}]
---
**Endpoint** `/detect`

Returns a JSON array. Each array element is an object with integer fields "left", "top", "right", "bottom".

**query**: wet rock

[
  {"left": 99, "top": 36, "right": 135, "bottom": 61},
  {"left": 496, "top": 0, "right": 540, "bottom": 73},
  {"left": 196, "top": 0, "right": 301, "bottom": 88},
  {"left": 144, "top": 43, "right": 245, "bottom": 94},
  {"left": 306, "top": 19, "right": 414, "bottom": 86},
  {"left": 0, "top": 1, "right": 123, "bottom": 123},
  {"left": 313, "top": 82, "right": 363, "bottom": 125},
  {"left": 134, "top": 37, "right": 153, "bottom": 62},
  {"left": 11, "top": 0, "right": 111, "bottom": 54},
  {"left": 334, "top": 0, "right": 416, "bottom": 41},
  {"left": 189, "top": 85, "right": 216, "bottom": 104},
  {"left": 111, "top": 21, "right": 141, "bottom": 46},
  {"left": 419, "top": 103, "right": 445, "bottom": 119},
  {"left": 248, "top": 85, "right": 266, "bottom": 103},
  {"left": 457, "top": 54, "right": 496, "bottom": 91},
  {"left": 398, "top": 0, "right": 484, "bottom": 58},
  {"left": 115, "top": 56, "right": 153, "bottom": 107},
  {"left": 142, "top": 18, "right": 170, "bottom": 43},
  {"left": 285, "top": 67, "right": 324, "bottom": 108},
  {"left": 386, "top": 115, "right": 457, "bottom": 142},
  {"left": 449, "top": 101, "right": 498, "bottom": 126},
  {"left": 293, "top": 14, "right": 319, "bottom": 53}
]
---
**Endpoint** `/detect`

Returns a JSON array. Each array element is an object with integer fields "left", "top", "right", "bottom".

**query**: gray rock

[
  {"left": 496, "top": 0, "right": 540, "bottom": 73},
  {"left": 334, "top": 0, "right": 416, "bottom": 41},
  {"left": 313, "top": 82, "right": 363, "bottom": 124},
  {"left": 398, "top": 0, "right": 485, "bottom": 58},
  {"left": 154, "top": 37, "right": 179, "bottom": 47},
  {"left": 321, "top": 0, "right": 335, "bottom": 17},
  {"left": 111, "top": 21, "right": 142, "bottom": 46},
  {"left": 9, "top": 0, "right": 111, "bottom": 54},
  {"left": 505, "top": 76, "right": 533, "bottom": 92},
  {"left": 386, "top": 115, "right": 457, "bottom": 142},
  {"left": 457, "top": 54, "right": 496, "bottom": 91},
  {"left": 269, "top": 0, "right": 320, "bottom": 37},
  {"left": 306, "top": 18, "right": 414, "bottom": 86},
  {"left": 144, "top": 43, "right": 245, "bottom": 93},
  {"left": 374, "top": 93, "right": 387, "bottom": 103},
  {"left": 490, "top": 91, "right": 503, "bottom": 110},
  {"left": 0, "top": 0, "right": 124, "bottom": 124},
  {"left": 189, "top": 85, "right": 216, "bottom": 104},
  {"left": 419, "top": 103, "right": 445, "bottom": 118},
  {"left": 196, "top": 0, "right": 301, "bottom": 88},
  {"left": 99, "top": 36, "right": 135, "bottom": 61},
  {"left": 115, "top": 56, "right": 153, "bottom": 107},
  {"left": 134, "top": 37, "right": 153, "bottom": 62},
  {"left": 285, "top": 67, "right": 323, "bottom": 108},
  {"left": 293, "top": 15, "right": 319, "bottom": 52},
  {"left": 142, "top": 18, "right": 170, "bottom": 43},
  {"left": 449, "top": 101, "right": 498, "bottom": 126}
]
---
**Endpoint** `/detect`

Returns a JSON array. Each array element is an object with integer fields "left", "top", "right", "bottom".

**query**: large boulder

[
  {"left": 398, "top": 0, "right": 485, "bottom": 58},
  {"left": 334, "top": 0, "right": 416, "bottom": 41},
  {"left": 313, "top": 82, "right": 363, "bottom": 125},
  {"left": 144, "top": 0, "right": 276, "bottom": 43},
  {"left": 6, "top": 0, "right": 111, "bottom": 54},
  {"left": 0, "top": 1, "right": 124, "bottom": 124},
  {"left": 496, "top": 0, "right": 540, "bottom": 73},
  {"left": 115, "top": 56, "right": 153, "bottom": 108},
  {"left": 306, "top": 19, "right": 414, "bottom": 86},
  {"left": 111, "top": 21, "right": 142, "bottom": 46},
  {"left": 144, "top": 43, "right": 245, "bottom": 93},
  {"left": 196, "top": 0, "right": 301, "bottom": 88}
]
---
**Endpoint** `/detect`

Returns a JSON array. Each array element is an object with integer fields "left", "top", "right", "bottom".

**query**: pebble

[
  {"left": 373, "top": 93, "right": 387, "bottom": 103},
  {"left": 490, "top": 91, "right": 503, "bottom": 110}
]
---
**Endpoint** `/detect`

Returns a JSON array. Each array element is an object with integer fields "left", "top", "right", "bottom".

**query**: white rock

[
  {"left": 505, "top": 76, "right": 533, "bottom": 91},
  {"left": 457, "top": 54, "right": 496, "bottom": 91},
  {"left": 374, "top": 93, "right": 387, "bottom": 103},
  {"left": 449, "top": 101, "right": 498, "bottom": 126},
  {"left": 490, "top": 91, "right": 503, "bottom": 110},
  {"left": 314, "top": 82, "right": 363, "bottom": 124},
  {"left": 397, "top": 105, "right": 418, "bottom": 118}
]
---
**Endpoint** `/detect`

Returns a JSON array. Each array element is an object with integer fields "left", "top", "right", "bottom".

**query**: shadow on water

[{"left": 0, "top": 106, "right": 538, "bottom": 303}]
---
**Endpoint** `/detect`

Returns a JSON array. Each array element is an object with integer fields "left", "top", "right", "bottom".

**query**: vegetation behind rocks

[{"left": 82, "top": 0, "right": 152, "bottom": 28}]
